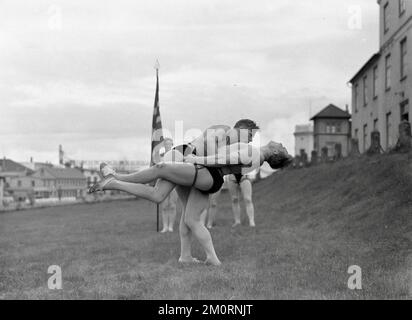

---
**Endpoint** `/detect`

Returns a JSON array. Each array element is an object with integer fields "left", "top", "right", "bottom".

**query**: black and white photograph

[{"left": 0, "top": 0, "right": 411, "bottom": 304}]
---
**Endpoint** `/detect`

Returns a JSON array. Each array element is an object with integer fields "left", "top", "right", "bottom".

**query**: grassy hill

[{"left": 0, "top": 153, "right": 411, "bottom": 299}]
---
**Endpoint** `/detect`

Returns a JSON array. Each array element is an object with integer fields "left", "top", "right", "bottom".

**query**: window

[
  {"left": 400, "top": 100, "right": 409, "bottom": 122},
  {"left": 326, "top": 124, "right": 336, "bottom": 134},
  {"left": 363, "top": 124, "right": 368, "bottom": 152},
  {"left": 373, "top": 66, "right": 378, "bottom": 98},
  {"left": 400, "top": 38, "right": 407, "bottom": 80},
  {"left": 336, "top": 123, "right": 342, "bottom": 133},
  {"left": 385, "top": 54, "right": 391, "bottom": 90},
  {"left": 374, "top": 119, "right": 378, "bottom": 131},
  {"left": 399, "top": 0, "right": 406, "bottom": 16},
  {"left": 386, "top": 112, "right": 392, "bottom": 148},
  {"left": 17, "top": 180, "right": 22, "bottom": 187},
  {"left": 354, "top": 128, "right": 359, "bottom": 140},
  {"left": 354, "top": 84, "right": 359, "bottom": 112},
  {"left": 363, "top": 75, "right": 368, "bottom": 106},
  {"left": 384, "top": 3, "right": 390, "bottom": 33},
  {"left": 31, "top": 180, "right": 35, "bottom": 187}
]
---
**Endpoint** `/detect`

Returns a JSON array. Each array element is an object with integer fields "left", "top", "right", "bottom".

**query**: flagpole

[
  {"left": 153, "top": 60, "right": 161, "bottom": 233},
  {"left": 156, "top": 62, "right": 159, "bottom": 233}
]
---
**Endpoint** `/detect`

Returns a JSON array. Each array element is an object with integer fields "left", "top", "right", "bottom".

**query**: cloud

[{"left": 0, "top": 0, "right": 379, "bottom": 161}]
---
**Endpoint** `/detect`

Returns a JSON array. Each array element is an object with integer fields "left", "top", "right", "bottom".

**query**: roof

[
  {"left": 40, "top": 167, "right": 86, "bottom": 179},
  {"left": 0, "top": 158, "right": 33, "bottom": 173},
  {"left": 349, "top": 53, "right": 381, "bottom": 84},
  {"left": 310, "top": 104, "right": 351, "bottom": 120}
]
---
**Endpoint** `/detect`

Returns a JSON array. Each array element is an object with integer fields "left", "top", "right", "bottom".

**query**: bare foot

[
  {"left": 100, "top": 162, "right": 116, "bottom": 178},
  {"left": 88, "top": 176, "right": 115, "bottom": 193},
  {"left": 232, "top": 222, "right": 241, "bottom": 228},
  {"left": 204, "top": 258, "right": 222, "bottom": 266},
  {"left": 178, "top": 257, "right": 202, "bottom": 264},
  {"left": 160, "top": 228, "right": 168, "bottom": 233}
]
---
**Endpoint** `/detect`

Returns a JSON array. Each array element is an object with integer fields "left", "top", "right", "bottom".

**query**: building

[
  {"left": 20, "top": 157, "right": 54, "bottom": 171},
  {"left": 294, "top": 124, "right": 314, "bottom": 160},
  {"left": 82, "top": 168, "right": 100, "bottom": 189},
  {"left": 0, "top": 158, "right": 33, "bottom": 177},
  {"left": 6, "top": 175, "right": 43, "bottom": 201},
  {"left": 0, "top": 158, "right": 88, "bottom": 203},
  {"left": 0, "top": 158, "right": 34, "bottom": 200},
  {"left": 0, "top": 158, "right": 34, "bottom": 201},
  {"left": 310, "top": 104, "right": 352, "bottom": 158},
  {"left": 30, "top": 167, "right": 87, "bottom": 199},
  {"left": 349, "top": 0, "right": 411, "bottom": 153}
]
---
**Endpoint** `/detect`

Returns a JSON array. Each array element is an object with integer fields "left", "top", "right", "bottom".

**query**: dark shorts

[
  {"left": 192, "top": 165, "right": 224, "bottom": 195},
  {"left": 173, "top": 144, "right": 224, "bottom": 194}
]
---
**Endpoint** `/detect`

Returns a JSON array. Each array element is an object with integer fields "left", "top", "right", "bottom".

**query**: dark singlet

[{"left": 172, "top": 143, "right": 224, "bottom": 195}]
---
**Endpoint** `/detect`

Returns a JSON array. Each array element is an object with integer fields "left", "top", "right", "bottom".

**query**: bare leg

[
  {"left": 161, "top": 206, "right": 169, "bottom": 233},
  {"left": 240, "top": 179, "right": 255, "bottom": 227},
  {"left": 168, "top": 190, "right": 178, "bottom": 232},
  {"left": 207, "top": 189, "right": 221, "bottom": 228},
  {"left": 227, "top": 179, "right": 241, "bottom": 226},
  {"left": 176, "top": 186, "right": 199, "bottom": 263},
  {"left": 200, "top": 208, "right": 208, "bottom": 226},
  {"left": 100, "top": 178, "right": 176, "bottom": 203},
  {"left": 168, "top": 208, "right": 177, "bottom": 232},
  {"left": 113, "top": 162, "right": 214, "bottom": 191},
  {"left": 184, "top": 188, "right": 221, "bottom": 266}
]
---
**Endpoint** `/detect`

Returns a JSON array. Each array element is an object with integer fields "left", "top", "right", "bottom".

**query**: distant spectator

[{"left": 160, "top": 138, "right": 179, "bottom": 233}]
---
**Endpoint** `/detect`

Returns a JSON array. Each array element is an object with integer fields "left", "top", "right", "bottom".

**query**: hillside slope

[{"left": 236, "top": 152, "right": 411, "bottom": 298}]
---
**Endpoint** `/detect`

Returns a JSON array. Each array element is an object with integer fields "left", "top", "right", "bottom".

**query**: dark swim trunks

[{"left": 173, "top": 144, "right": 224, "bottom": 194}]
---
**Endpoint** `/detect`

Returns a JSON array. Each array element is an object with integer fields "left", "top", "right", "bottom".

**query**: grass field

[{"left": 1, "top": 153, "right": 411, "bottom": 299}]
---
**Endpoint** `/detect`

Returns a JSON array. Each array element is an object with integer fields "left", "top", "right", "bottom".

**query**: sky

[{"left": 0, "top": 0, "right": 380, "bottom": 163}]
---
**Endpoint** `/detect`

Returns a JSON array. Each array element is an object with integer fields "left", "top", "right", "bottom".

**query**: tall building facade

[
  {"left": 294, "top": 124, "right": 314, "bottom": 159},
  {"left": 350, "top": 0, "right": 411, "bottom": 153}
]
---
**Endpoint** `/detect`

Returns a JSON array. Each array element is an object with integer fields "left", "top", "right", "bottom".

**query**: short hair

[
  {"left": 267, "top": 153, "right": 293, "bottom": 169},
  {"left": 265, "top": 141, "right": 293, "bottom": 169},
  {"left": 234, "top": 119, "right": 260, "bottom": 130}
]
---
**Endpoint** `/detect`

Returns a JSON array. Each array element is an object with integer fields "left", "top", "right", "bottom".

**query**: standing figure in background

[
  {"left": 227, "top": 172, "right": 255, "bottom": 227},
  {"left": 200, "top": 189, "right": 222, "bottom": 229},
  {"left": 160, "top": 138, "right": 179, "bottom": 233}
]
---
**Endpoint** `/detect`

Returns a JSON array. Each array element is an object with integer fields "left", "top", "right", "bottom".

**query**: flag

[
  {"left": 150, "top": 63, "right": 164, "bottom": 166},
  {"left": 150, "top": 61, "right": 163, "bottom": 233}
]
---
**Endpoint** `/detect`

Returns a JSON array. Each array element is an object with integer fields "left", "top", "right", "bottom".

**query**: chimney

[
  {"left": 59, "top": 145, "right": 64, "bottom": 165},
  {"left": 345, "top": 104, "right": 349, "bottom": 113},
  {"left": 30, "top": 157, "right": 33, "bottom": 163}
]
